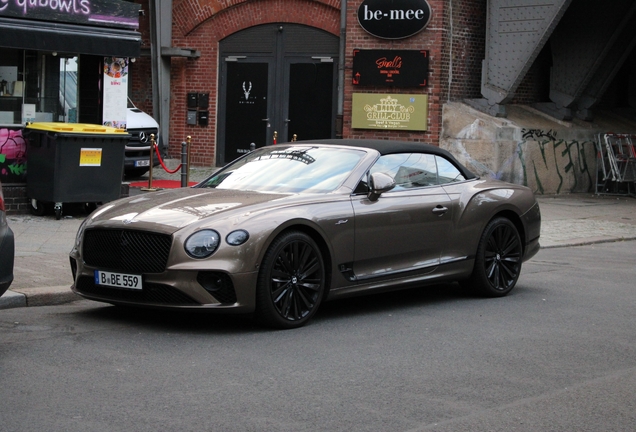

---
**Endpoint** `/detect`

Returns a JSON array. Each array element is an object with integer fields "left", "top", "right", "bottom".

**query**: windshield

[{"left": 199, "top": 146, "right": 366, "bottom": 193}]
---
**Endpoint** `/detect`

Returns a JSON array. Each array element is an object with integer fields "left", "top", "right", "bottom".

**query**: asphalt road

[{"left": 1, "top": 241, "right": 635, "bottom": 431}]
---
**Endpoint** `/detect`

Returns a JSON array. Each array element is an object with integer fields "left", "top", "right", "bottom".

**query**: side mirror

[{"left": 368, "top": 172, "right": 395, "bottom": 201}]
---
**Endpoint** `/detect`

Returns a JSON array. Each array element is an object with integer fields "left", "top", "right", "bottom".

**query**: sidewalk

[{"left": 2, "top": 173, "right": 636, "bottom": 309}]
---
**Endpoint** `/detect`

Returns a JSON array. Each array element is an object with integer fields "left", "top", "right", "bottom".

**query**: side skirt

[{"left": 327, "top": 258, "right": 474, "bottom": 300}]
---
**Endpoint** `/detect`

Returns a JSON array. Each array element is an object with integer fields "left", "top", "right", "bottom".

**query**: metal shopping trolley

[{"left": 596, "top": 133, "right": 636, "bottom": 196}]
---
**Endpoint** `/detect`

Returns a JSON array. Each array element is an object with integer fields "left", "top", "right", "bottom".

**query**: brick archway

[
  {"left": 167, "top": 0, "right": 341, "bottom": 166},
  {"left": 174, "top": 0, "right": 340, "bottom": 38}
]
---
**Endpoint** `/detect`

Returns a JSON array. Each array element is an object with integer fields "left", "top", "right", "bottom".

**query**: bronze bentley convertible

[{"left": 70, "top": 140, "right": 541, "bottom": 328}]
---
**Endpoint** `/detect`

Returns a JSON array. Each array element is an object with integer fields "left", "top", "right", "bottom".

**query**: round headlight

[
  {"left": 226, "top": 229, "right": 249, "bottom": 246},
  {"left": 185, "top": 230, "right": 220, "bottom": 259}
]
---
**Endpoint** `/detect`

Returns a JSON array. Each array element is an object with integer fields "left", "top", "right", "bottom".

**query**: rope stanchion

[
  {"left": 154, "top": 144, "right": 182, "bottom": 174},
  {"left": 141, "top": 134, "right": 158, "bottom": 192},
  {"left": 140, "top": 135, "right": 193, "bottom": 191}
]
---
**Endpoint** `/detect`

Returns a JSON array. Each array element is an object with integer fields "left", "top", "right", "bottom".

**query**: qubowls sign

[{"left": 357, "top": 0, "right": 432, "bottom": 40}]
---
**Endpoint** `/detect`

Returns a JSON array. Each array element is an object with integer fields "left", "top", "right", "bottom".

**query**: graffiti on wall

[
  {"left": 524, "top": 137, "right": 595, "bottom": 194},
  {"left": 0, "top": 128, "right": 27, "bottom": 183},
  {"left": 445, "top": 121, "right": 596, "bottom": 194},
  {"left": 521, "top": 128, "right": 558, "bottom": 141}
]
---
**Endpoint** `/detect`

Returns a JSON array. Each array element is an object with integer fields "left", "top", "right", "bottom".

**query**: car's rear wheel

[
  {"left": 255, "top": 231, "right": 326, "bottom": 329},
  {"left": 469, "top": 217, "right": 522, "bottom": 297}
]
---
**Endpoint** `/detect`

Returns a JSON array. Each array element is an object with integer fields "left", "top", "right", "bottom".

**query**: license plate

[
  {"left": 135, "top": 159, "right": 150, "bottom": 167},
  {"left": 95, "top": 270, "right": 142, "bottom": 290}
]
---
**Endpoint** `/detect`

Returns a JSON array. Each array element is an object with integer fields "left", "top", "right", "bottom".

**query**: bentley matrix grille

[{"left": 83, "top": 229, "right": 172, "bottom": 273}]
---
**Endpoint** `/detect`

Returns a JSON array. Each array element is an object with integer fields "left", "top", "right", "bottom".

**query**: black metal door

[
  {"left": 220, "top": 60, "right": 271, "bottom": 163},
  {"left": 218, "top": 24, "right": 338, "bottom": 166},
  {"left": 283, "top": 59, "right": 335, "bottom": 142}
]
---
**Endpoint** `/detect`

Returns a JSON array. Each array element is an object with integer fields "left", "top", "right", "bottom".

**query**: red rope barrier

[{"left": 153, "top": 143, "right": 182, "bottom": 174}]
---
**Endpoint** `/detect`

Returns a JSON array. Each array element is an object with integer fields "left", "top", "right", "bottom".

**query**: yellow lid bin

[
  {"left": 25, "top": 123, "right": 130, "bottom": 219},
  {"left": 26, "top": 122, "right": 128, "bottom": 134}
]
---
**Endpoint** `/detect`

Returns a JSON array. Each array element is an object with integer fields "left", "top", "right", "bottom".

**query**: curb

[{"left": 0, "top": 285, "right": 80, "bottom": 310}]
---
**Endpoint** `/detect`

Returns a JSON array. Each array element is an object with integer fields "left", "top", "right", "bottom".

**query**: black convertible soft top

[{"left": 294, "top": 139, "right": 477, "bottom": 180}]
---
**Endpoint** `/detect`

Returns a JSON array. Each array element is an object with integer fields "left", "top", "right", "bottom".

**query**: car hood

[{"left": 88, "top": 188, "right": 292, "bottom": 232}]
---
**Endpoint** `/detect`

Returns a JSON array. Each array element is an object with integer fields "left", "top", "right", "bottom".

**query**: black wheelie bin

[{"left": 25, "top": 123, "right": 129, "bottom": 219}]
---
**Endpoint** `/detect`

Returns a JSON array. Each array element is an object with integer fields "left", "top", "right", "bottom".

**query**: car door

[{"left": 350, "top": 153, "right": 453, "bottom": 281}]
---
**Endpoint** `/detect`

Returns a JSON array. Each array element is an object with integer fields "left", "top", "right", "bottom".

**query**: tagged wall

[
  {"left": 441, "top": 102, "right": 599, "bottom": 194},
  {"left": 0, "top": 128, "right": 27, "bottom": 184}
]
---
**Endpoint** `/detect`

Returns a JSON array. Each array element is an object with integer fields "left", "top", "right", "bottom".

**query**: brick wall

[
  {"left": 444, "top": 0, "right": 487, "bottom": 101},
  {"left": 135, "top": 0, "right": 499, "bottom": 164},
  {"left": 2, "top": 185, "right": 29, "bottom": 215},
  {"left": 165, "top": 0, "right": 341, "bottom": 166}
]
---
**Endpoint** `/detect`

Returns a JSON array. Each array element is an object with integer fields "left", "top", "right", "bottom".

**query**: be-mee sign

[{"left": 357, "top": 0, "right": 432, "bottom": 39}]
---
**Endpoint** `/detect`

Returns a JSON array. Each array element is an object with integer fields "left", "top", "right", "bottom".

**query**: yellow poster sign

[
  {"left": 352, "top": 93, "right": 428, "bottom": 131},
  {"left": 79, "top": 148, "right": 103, "bottom": 166}
]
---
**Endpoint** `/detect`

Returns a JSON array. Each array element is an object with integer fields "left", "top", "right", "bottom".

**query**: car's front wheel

[
  {"left": 469, "top": 217, "right": 523, "bottom": 297},
  {"left": 255, "top": 231, "right": 326, "bottom": 329}
]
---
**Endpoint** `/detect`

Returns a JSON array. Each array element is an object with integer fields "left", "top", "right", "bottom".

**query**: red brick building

[{"left": 131, "top": 0, "right": 493, "bottom": 167}]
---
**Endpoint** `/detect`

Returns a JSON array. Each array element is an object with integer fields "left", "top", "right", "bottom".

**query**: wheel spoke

[
  {"left": 267, "top": 239, "right": 324, "bottom": 321},
  {"left": 480, "top": 223, "right": 523, "bottom": 291}
]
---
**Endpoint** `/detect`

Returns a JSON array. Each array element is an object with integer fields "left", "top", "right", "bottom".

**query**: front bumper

[{"left": 70, "top": 255, "right": 259, "bottom": 313}]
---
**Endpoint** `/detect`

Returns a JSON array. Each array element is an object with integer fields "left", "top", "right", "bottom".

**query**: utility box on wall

[{"left": 186, "top": 92, "right": 210, "bottom": 126}]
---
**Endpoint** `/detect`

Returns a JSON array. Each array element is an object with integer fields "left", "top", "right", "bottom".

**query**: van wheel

[{"left": 125, "top": 168, "right": 149, "bottom": 179}]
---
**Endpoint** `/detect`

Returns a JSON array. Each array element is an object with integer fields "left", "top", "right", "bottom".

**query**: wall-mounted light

[
  {"left": 52, "top": 52, "right": 57, "bottom": 56},
  {"left": 130, "top": 58, "right": 136, "bottom": 63}
]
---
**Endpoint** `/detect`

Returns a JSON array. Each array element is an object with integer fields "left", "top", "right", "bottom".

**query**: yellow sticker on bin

[{"left": 80, "top": 148, "right": 103, "bottom": 166}]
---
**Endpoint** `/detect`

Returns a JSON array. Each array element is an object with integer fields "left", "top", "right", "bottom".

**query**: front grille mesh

[
  {"left": 76, "top": 275, "right": 199, "bottom": 305},
  {"left": 83, "top": 229, "right": 172, "bottom": 274}
]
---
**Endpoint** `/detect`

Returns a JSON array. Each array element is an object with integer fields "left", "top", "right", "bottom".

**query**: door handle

[{"left": 432, "top": 205, "right": 448, "bottom": 216}]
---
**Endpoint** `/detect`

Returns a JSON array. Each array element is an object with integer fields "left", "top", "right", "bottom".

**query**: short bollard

[{"left": 180, "top": 140, "right": 188, "bottom": 188}]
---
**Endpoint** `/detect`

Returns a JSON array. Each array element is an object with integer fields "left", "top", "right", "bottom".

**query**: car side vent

[{"left": 197, "top": 271, "right": 237, "bottom": 304}]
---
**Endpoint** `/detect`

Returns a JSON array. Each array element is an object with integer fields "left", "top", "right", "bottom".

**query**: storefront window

[{"left": 0, "top": 48, "right": 78, "bottom": 125}]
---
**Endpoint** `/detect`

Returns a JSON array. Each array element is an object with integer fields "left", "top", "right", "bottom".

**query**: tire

[
  {"left": 124, "top": 168, "right": 149, "bottom": 179},
  {"left": 29, "top": 199, "right": 48, "bottom": 216},
  {"left": 468, "top": 217, "right": 523, "bottom": 297},
  {"left": 255, "top": 231, "right": 326, "bottom": 329},
  {"left": 83, "top": 202, "right": 100, "bottom": 215}
]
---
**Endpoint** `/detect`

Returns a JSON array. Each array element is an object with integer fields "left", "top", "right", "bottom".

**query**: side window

[
  {"left": 436, "top": 156, "right": 466, "bottom": 184},
  {"left": 369, "top": 153, "right": 439, "bottom": 191}
]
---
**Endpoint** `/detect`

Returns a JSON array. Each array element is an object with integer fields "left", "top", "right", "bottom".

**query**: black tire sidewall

[
  {"left": 472, "top": 217, "right": 522, "bottom": 297},
  {"left": 255, "top": 231, "right": 326, "bottom": 329}
]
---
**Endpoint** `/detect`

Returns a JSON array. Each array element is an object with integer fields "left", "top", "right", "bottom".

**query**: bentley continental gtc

[{"left": 70, "top": 140, "right": 541, "bottom": 328}]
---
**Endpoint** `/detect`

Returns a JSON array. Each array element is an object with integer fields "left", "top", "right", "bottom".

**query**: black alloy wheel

[
  {"left": 470, "top": 217, "right": 522, "bottom": 297},
  {"left": 255, "top": 231, "right": 326, "bottom": 329}
]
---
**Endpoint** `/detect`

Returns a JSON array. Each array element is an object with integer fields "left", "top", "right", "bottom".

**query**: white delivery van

[{"left": 125, "top": 99, "right": 161, "bottom": 177}]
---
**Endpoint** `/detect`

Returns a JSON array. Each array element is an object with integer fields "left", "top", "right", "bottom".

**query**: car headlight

[
  {"left": 185, "top": 229, "right": 220, "bottom": 259},
  {"left": 226, "top": 229, "right": 249, "bottom": 246}
]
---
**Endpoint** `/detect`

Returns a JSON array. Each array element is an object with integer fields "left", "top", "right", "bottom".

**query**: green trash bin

[{"left": 25, "top": 123, "right": 130, "bottom": 219}]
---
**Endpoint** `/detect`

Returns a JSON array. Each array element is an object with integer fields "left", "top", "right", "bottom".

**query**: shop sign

[
  {"left": 353, "top": 49, "right": 429, "bottom": 87},
  {"left": 357, "top": 0, "right": 432, "bottom": 39},
  {"left": 0, "top": 0, "right": 139, "bottom": 29},
  {"left": 352, "top": 93, "right": 428, "bottom": 131}
]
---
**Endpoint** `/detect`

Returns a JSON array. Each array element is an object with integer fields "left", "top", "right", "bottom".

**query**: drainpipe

[
  {"left": 337, "top": 0, "right": 347, "bottom": 138},
  {"left": 149, "top": 0, "right": 172, "bottom": 154}
]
